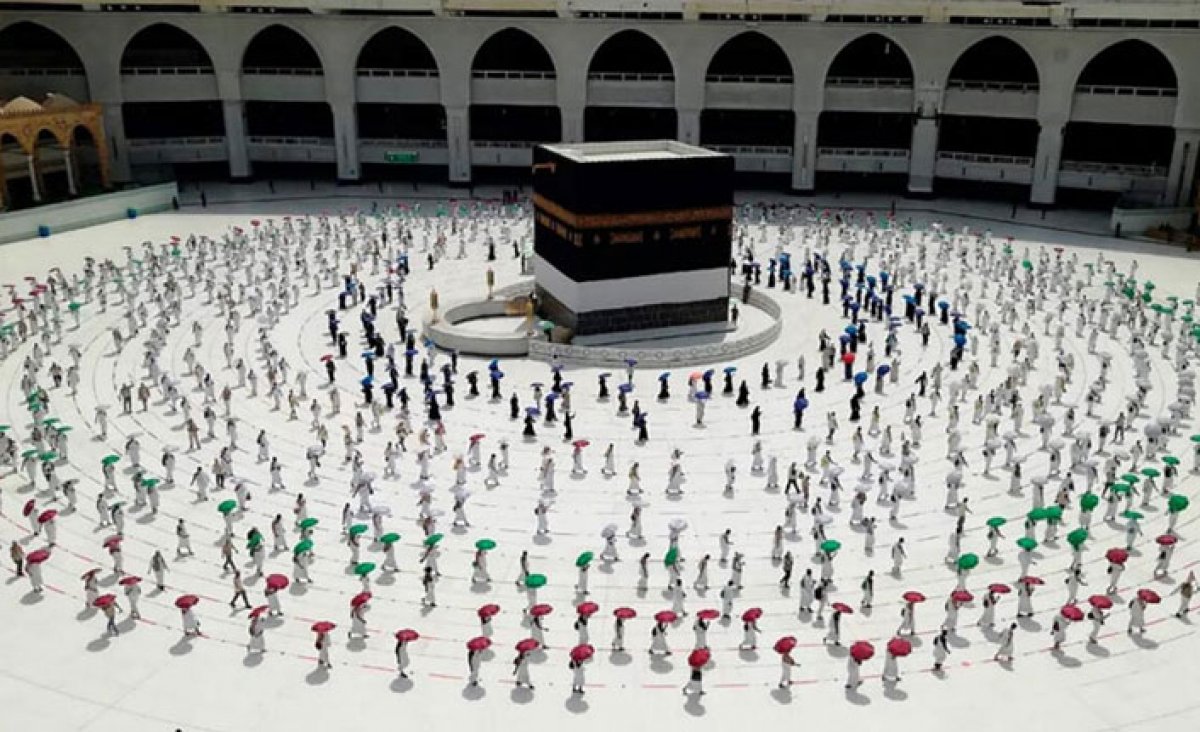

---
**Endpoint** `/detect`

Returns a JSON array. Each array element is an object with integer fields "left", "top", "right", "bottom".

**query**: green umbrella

[
  {"left": 247, "top": 535, "right": 262, "bottom": 550},
  {"left": 1168, "top": 494, "right": 1190, "bottom": 513},
  {"left": 1021, "top": 259, "right": 1032, "bottom": 270},
  {"left": 0, "top": 425, "right": 10, "bottom": 432},
  {"left": 293, "top": 539, "right": 314, "bottom": 555},
  {"left": 986, "top": 516, "right": 1007, "bottom": 528},
  {"left": 348, "top": 524, "right": 369, "bottom": 537},
  {"left": 576, "top": 551, "right": 594, "bottom": 567},
  {"left": 957, "top": 553, "right": 979, "bottom": 571},
  {"left": 538, "top": 320, "right": 554, "bottom": 332},
  {"left": 354, "top": 562, "right": 376, "bottom": 576},
  {"left": 424, "top": 533, "right": 444, "bottom": 547},
  {"left": 39, "top": 451, "right": 58, "bottom": 462},
  {"left": 1121, "top": 473, "right": 1141, "bottom": 484},
  {"left": 475, "top": 538, "right": 496, "bottom": 551},
  {"left": 1141, "top": 467, "right": 1161, "bottom": 478},
  {"left": 140, "top": 477, "right": 159, "bottom": 489},
  {"left": 1027, "top": 508, "right": 1048, "bottom": 522},
  {"left": 820, "top": 539, "right": 842, "bottom": 554},
  {"left": 299, "top": 517, "right": 319, "bottom": 530},
  {"left": 54, "top": 425, "right": 72, "bottom": 433},
  {"left": 102, "top": 454, "right": 120, "bottom": 465},
  {"left": 524, "top": 573, "right": 547, "bottom": 589},
  {"left": 1080, "top": 492, "right": 1100, "bottom": 511},
  {"left": 1044, "top": 506, "right": 1063, "bottom": 523},
  {"left": 217, "top": 499, "right": 238, "bottom": 515},
  {"left": 663, "top": 547, "right": 679, "bottom": 567},
  {"left": 1110, "top": 483, "right": 1132, "bottom": 495},
  {"left": 1122, "top": 510, "right": 1144, "bottom": 521},
  {"left": 1066, "top": 528, "right": 1087, "bottom": 547},
  {"left": 1162, "top": 455, "right": 1180, "bottom": 466},
  {"left": 20, "top": 448, "right": 38, "bottom": 459},
  {"left": 1017, "top": 537, "right": 1038, "bottom": 551},
  {"left": 41, "top": 418, "right": 58, "bottom": 426},
  {"left": 67, "top": 301, "right": 82, "bottom": 312},
  {"left": 380, "top": 533, "right": 401, "bottom": 545}
]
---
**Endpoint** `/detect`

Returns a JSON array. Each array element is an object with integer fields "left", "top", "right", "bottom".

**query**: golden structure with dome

[{"left": 0, "top": 94, "right": 109, "bottom": 209}]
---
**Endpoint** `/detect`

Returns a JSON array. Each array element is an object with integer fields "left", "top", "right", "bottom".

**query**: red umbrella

[
  {"left": 614, "top": 607, "right": 637, "bottom": 620},
  {"left": 250, "top": 605, "right": 269, "bottom": 618},
  {"left": 886, "top": 637, "right": 912, "bottom": 657},
  {"left": 467, "top": 636, "right": 491, "bottom": 652},
  {"left": 654, "top": 610, "right": 678, "bottom": 624},
  {"left": 469, "top": 433, "right": 486, "bottom": 442},
  {"left": 118, "top": 576, "right": 142, "bottom": 587},
  {"left": 1088, "top": 595, "right": 1113, "bottom": 610},
  {"left": 530, "top": 603, "right": 553, "bottom": 618},
  {"left": 102, "top": 536, "right": 123, "bottom": 550},
  {"left": 351, "top": 592, "right": 372, "bottom": 608},
  {"left": 1018, "top": 576, "right": 1045, "bottom": 586},
  {"left": 849, "top": 640, "right": 875, "bottom": 661},
  {"left": 478, "top": 603, "right": 501, "bottom": 620},
  {"left": 320, "top": 354, "right": 334, "bottom": 363},
  {"left": 902, "top": 591, "right": 926, "bottom": 603},
  {"left": 570, "top": 643, "right": 595, "bottom": 662},
  {"left": 92, "top": 594, "right": 117, "bottom": 608},
  {"left": 515, "top": 638, "right": 540, "bottom": 653},
  {"left": 22, "top": 500, "right": 35, "bottom": 517},
  {"left": 250, "top": 219, "right": 261, "bottom": 227},
  {"left": 81, "top": 568, "right": 101, "bottom": 580},
  {"left": 1106, "top": 548, "right": 1130, "bottom": 564},
  {"left": 26, "top": 549, "right": 50, "bottom": 564},
  {"left": 175, "top": 594, "right": 200, "bottom": 610},
  {"left": 742, "top": 607, "right": 763, "bottom": 622},
  {"left": 311, "top": 621, "right": 337, "bottom": 633},
  {"left": 774, "top": 636, "right": 797, "bottom": 654},
  {"left": 36, "top": 509, "right": 57, "bottom": 524},
  {"left": 1156, "top": 534, "right": 1178, "bottom": 547},
  {"left": 395, "top": 628, "right": 419, "bottom": 642},
  {"left": 572, "top": 439, "right": 590, "bottom": 448},
  {"left": 1138, "top": 589, "right": 1162, "bottom": 604},
  {"left": 988, "top": 583, "right": 1012, "bottom": 595},
  {"left": 265, "top": 574, "right": 289, "bottom": 591},
  {"left": 697, "top": 608, "right": 720, "bottom": 621},
  {"left": 688, "top": 648, "right": 711, "bottom": 668},
  {"left": 841, "top": 352, "right": 856, "bottom": 365},
  {"left": 1060, "top": 604, "right": 1084, "bottom": 622},
  {"left": 950, "top": 589, "right": 974, "bottom": 604},
  {"left": 576, "top": 601, "right": 599, "bottom": 617},
  {"left": 831, "top": 602, "right": 854, "bottom": 614}
]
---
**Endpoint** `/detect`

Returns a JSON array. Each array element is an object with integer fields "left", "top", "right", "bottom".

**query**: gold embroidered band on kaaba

[{"left": 533, "top": 193, "right": 732, "bottom": 230}]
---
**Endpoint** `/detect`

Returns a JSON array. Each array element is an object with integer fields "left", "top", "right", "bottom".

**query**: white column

[
  {"left": 446, "top": 106, "right": 471, "bottom": 184},
  {"left": 222, "top": 99, "right": 251, "bottom": 179},
  {"left": 791, "top": 111, "right": 818, "bottom": 193},
  {"left": 908, "top": 118, "right": 938, "bottom": 196},
  {"left": 62, "top": 147, "right": 77, "bottom": 195},
  {"left": 1165, "top": 128, "right": 1200, "bottom": 208},
  {"left": 560, "top": 103, "right": 584, "bottom": 144},
  {"left": 1031, "top": 120, "right": 1065, "bottom": 206},
  {"left": 331, "top": 99, "right": 360, "bottom": 181},
  {"left": 677, "top": 108, "right": 700, "bottom": 146},
  {"left": 27, "top": 154, "right": 41, "bottom": 202}
]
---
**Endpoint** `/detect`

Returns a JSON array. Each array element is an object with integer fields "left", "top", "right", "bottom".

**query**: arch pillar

[
  {"left": 218, "top": 69, "right": 251, "bottom": 180},
  {"left": 1165, "top": 128, "right": 1200, "bottom": 208},
  {"left": 908, "top": 81, "right": 942, "bottom": 196}
]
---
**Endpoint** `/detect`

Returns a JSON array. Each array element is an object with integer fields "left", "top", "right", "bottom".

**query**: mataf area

[{"left": 1, "top": 187, "right": 1199, "bottom": 732}]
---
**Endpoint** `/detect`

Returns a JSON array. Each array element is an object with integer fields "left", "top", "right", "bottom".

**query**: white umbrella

[
  {"left": 668, "top": 518, "right": 688, "bottom": 532},
  {"left": 828, "top": 466, "right": 845, "bottom": 478},
  {"left": 372, "top": 504, "right": 393, "bottom": 517},
  {"left": 601, "top": 524, "right": 618, "bottom": 539},
  {"left": 814, "top": 514, "right": 834, "bottom": 526}
]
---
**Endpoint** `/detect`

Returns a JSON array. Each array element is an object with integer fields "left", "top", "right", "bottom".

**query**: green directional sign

[{"left": 384, "top": 150, "right": 419, "bottom": 164}]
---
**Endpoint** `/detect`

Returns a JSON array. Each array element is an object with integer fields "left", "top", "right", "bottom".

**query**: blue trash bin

[
  {"left": 126, "top": 207, "right": 138, "bottom": 219},
  {"left": 37, "top": 225, "right": 51, "bottom": 238}
]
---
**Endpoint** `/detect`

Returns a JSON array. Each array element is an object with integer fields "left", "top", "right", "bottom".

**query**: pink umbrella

[
  {"left": 175, "top": 594, "right": 200, "bottom": 610},
  {"left": 774, "top": 636, "right": 797, "bottom": 654},
  {"left": 265, "top": 574, "right": 289, "bottom": 591},
  {"left": 1088, "top": 595, "right": 1113, "bottom": 610},
  {"left": 118, "top": 576, "right": 142, "bottom": 587},
  {"left": 1138, "top": 589, "right": 1162, "bottom": 604},
  {"left": 742, "top": 607, "right": 763, "bottom": 622},
  {"left": 26, "top": 549, "right": 50, "bottom": 564},
  {"left": 92, "top": 594, "right": 117, "bottom": 608},
  {"left": 887, "top": 637, "right": 912, "bottom": 657},
  {"left": 832, "top": 602, "right": 854, "bottom": 614},
  {"left": 654, "top": 610, "right": 678, "bottom": 624},
  {"left": 1060, "top": 605, "right": 1084, "bottom": 622},
  {"left": 951, "top": 589, "right": 974, "bottom": 604},
  {"left": 1106, "top": 548, "right": 1130, "bottom": 564},
  {"left": 530, "top": 603, "right": 553, "bottom": 618},
  {"left": 311, "top": 621, "right": 336, "bottom": 633},
  {"left": 351, "top": 592, "right": 372, "bottom": 608},
  {"left": 515, "top": 638, "right": 540, "bottom": 653},
  {"left": 988, "top": 583, "right": 1011, "bottom": 595},
  {"left": 688, "top": 648, "right": 711, "bottom": 668},
  {"left": 697, "top": 608, "right": 720, "bottom": 621},
  {"left": 467, "top": 636, "right": 491, "bottom": 652},
  {"left": 249, "top": 605, "right": 269, "bottom": 618},
  {"left": 614, "top": 607, "right": 637, "bottom": 620},
  {"left": 36, "top": 509, "right": 57, "bottom": 524},
  {"left": 395, "top": 628, "right": 419, "bottom": 642},
  {"left": 571, "top": 644, "right": 595, "bottom": 662},
  {"left": 902, "top": 591, "right": 926, "bottom": 603},
  {"left": 478, "top": 603, "right": 501, "bottom": 620},
  {"left": 576, "top": 601, "right": 599, "bottom": 617},
  {"left": 1156, "top": 534, "right": 1178, "bottom": 547}
]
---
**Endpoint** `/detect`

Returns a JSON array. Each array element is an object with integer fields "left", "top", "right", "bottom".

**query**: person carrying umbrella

[
  {"left": 513, "top": 644, "right": 535, "bottom": 689},
  {"left": 247, "top": 608, "right": 267, "bottom": 654},
  {"left": 993, "top": 622, "right": 1017, "bottom": 663}
]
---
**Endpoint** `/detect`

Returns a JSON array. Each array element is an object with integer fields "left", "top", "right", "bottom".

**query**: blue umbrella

[
  {"left": 844, "top": 325, "right": 858, "bottom": 335},
  {"left": 703, "top": 369, "right": 715, "bottom": 379},
  {"left": 492, "top": 371, "right": 504, "bottom": 379},
  {"left": 625, "top": 358, "right": 638, "bottom": 367},
  {"left": 877, "top": 364, "right": 892, "bottom": 376},
  {"left": 488, "top": 359, "right": 500, "bottom": 370},
  {"left": 551, "top": 365, "right": 563, "bottom": 372},
  {"left": 956, "top": 321, "right": 972, "bottom": 331},
  {"left": 405, "top": 348, "right": 418, "bottom": 357},
  {"left": 530, "top": 382, "right": 544, "bottom": 389},
  {"left": 840, "top": 335, "right": 851, "bottom": 344},
  {"left": 525, "top": 407, "right": 540, "bottom": 416},
  {"left": 361, "top": 376, "right": 374, "bottom": 386},
  {"left": 794, "top": 397, "right": 809, "bottom": 410},
  {"left": 695, "top": 391, "right": 711, "bottom": 401},
  {"left": 658, "top": 372, "right": 670, "bottom": 381},
  {"left": 546, "top": 392, "right": 558, "bottom": 402},
  {"left": 618, "top": 383, "right": 634, "bottom": 394},
  {"left": 915, "top": 308, "right": 925, "bottom": 317},
  {"left": 953, "top": 333, "right": 967, "bottom": 347},
  {"left": 561, "top": 382, "right": 574, "bottom": 390},
  {"left": 937, "top": 301, "right": 949, "bottom": 310},
  {"left": 902, "top": 295, "right": 916, "bottom": 304},
  {"left": 598, "top": 372, "right": 612, "bottom": 379},
  {"left": 361, "top": 351, "right": 375, "bottom": 358},
  {"left": 854, "top": 372, "right": 869, "bottom": 385}
]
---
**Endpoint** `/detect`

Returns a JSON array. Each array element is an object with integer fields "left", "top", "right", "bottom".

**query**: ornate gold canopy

[{"left": 0, "top": 94, "right": 110, "bottom": 208}]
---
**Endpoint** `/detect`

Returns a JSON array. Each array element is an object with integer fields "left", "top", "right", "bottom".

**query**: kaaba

[{"left": 532, "top": 140, "right": 734, "bottom": 338}]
